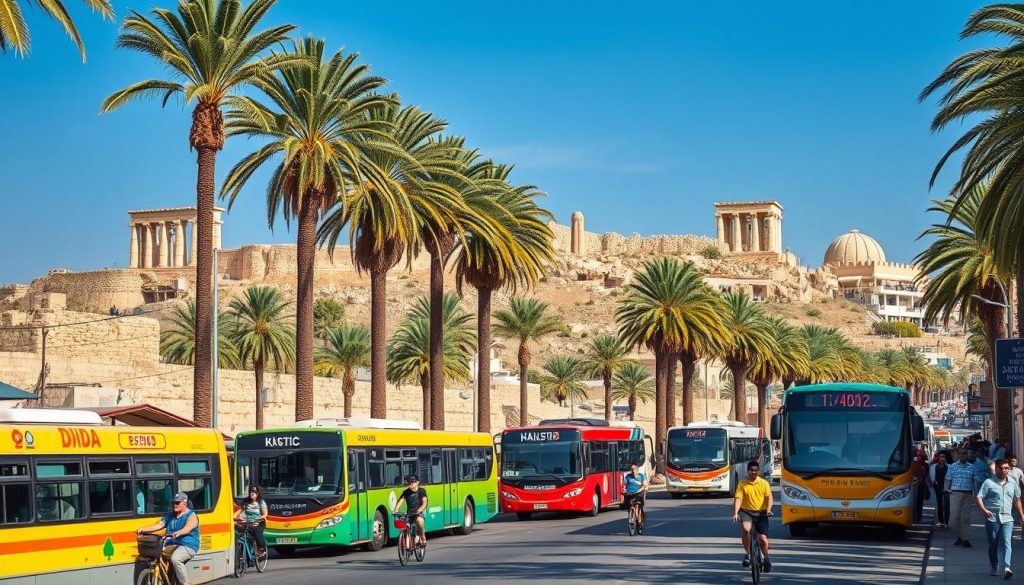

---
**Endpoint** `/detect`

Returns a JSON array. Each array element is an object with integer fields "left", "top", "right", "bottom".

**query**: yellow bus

[{"left": 0, "top": 408, "right": 234, "bottom": 584}]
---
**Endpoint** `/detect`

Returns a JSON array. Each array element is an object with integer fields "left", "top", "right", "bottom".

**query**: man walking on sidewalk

[
  {"left": 947, "top": 449, "right": 976, "bottom": 547},
  {"left": 976, "top": 458, "right": 1024, "bottom": 579}
]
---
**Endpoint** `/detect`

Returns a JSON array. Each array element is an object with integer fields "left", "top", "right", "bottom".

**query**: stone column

[
  {"left": 174, "top": 220, "right": 186, "bottom": 267},
  {"left": 189, "top": 219, "right": 197, "bottom": 265},
  {"left": 213, "top": 219, "right": 223, "bottom": 251},
  {"left": 729, "top": 214, "right": 739, "bottom": 252},
  {"left": 155, "top": 222, "right": 167, "bottom": 267},
  {"left": 751, "top": 213, "right": 761, "bottom": 252},
  {"left": 716, "top": 214, "right": 725, "bottom": 245},
  {"left": 142, "top": 223, "right": 153, "bottom": 268},
  {"left": 129, "top": 223, "right": 139, "bottom": 268},
  {"left": 772, "top": 214, "right": 783, "bottom": 252}
]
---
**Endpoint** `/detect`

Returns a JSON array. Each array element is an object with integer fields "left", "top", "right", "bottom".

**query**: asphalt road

[{"left": 231, "top": 488, "right": 930, "bottom": 585}]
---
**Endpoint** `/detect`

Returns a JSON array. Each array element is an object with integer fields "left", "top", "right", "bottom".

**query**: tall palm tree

[
  {"left": 719, "top": 291, "right": 778, "bottom": 424},
  {"left": 222, "top": 38, "right": 393, "bottom": 423},
  {"left": 748, "top": 316, "right": 808, "bottom": 428},
  {"left": 386, "top": 294, "right": 474, "bottom": 429},
  {"left": 539, "top": 356, "right": 588, "bottom": 408},
  {"left": 612, "top": 362, "right": 656, "bottom": 421},
  {"left": 454, "top": 172, "right": 554, "bottom": 432},
  {"left": 313, "top": 298, "right": 345, "bottom": 341},
  {"left": 493, "top": 297, "right": 563, "bottom": 425},
  {"left": 875, "top": 348, "right": 912, "bottom": 389},
  {"left": 616, "top": 258, "right": 729, "bottom": 451},
  {"left": 582, "top": 335, "right": 632, "bottom": 421},
  {"left": 102, "top": 0, "right": 298, "bottom": 426},
  {"left": 798, "top": 324, "right": 847, "bottom": 385},
  {"left": 922, "top": 5, "right": 1024, "bottom": 336},
  {"left": 0, "top": 0, "right": 112, "bottom": 60},
  {"left": 160, "top": 300, "right": 239, "bottom": 369},
  {"left": 314, "top": 325, "right": 370, "bottom": 418},
  {"left": 228, "top": 286, "right": 295, "bottom": 429},
  {"left": 901, "top": 347, "right": 931, "bottom": 406}
]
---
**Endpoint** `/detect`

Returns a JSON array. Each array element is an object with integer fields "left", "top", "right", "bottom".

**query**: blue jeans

[{"left": 986, "top": 518, "right": 1013, "bottom": 571}]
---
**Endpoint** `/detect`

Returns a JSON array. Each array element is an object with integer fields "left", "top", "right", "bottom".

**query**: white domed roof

[{"left": 823, "top": 229, "right": 886, "bottom": 266}]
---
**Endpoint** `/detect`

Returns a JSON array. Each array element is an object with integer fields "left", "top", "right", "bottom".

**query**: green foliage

[
  {"left": 228, "top": 286, "right": 296, "bottom": 371},
  {"left": 493, "top": 297, "right": 564, "bottom": 364},
  {"left": 699, "top": 246, "right": 723, "bottom": 260},
  {"left": 539, "top": 355, "right": 588, "bottom": 403},
  {"left": 0, "top": 0, "right": 113, "bottom": 61},
  {"left": 159, "top": 301, "right": 239, "bottom": 368},
  {"left": 611, "top": 362, "right": 656, "bottom": 404},
  {"left": 314, "top": 325, "right": 371, "bottom": 379},
  {"left": 805, "top": 308, "right": 822, "bottom": 318},
  {"left": 386, "top": 294, "right": 475, "bottom": 386},
  {"left": 871, "top": 320, "right": 922, "bottom": 338},
  {"left": 313, "top": 299, "right": 345, "bottom": 340}
]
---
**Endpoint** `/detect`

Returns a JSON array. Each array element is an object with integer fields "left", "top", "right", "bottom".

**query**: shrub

[
  {"left": 700, "top": 246, "right": 723, "bottom": 260},
  {"left": 806, "top": 308, "right": 822, "bottom": 318},
  {"left": 872, "top": 320, "right": 922, "bottom": 338}
]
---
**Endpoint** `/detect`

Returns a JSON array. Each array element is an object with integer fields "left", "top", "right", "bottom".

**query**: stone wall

[
  {"left": 28, "top": 270, "right": 151, "bottom": 312},
  {"left": 0, "top": 309, "right": 159, "bottom": 366},
  {"left": 219, "top": 244, "right": 431, "bottom": 282},
  {"left": 548, "top": 221, "right": 726, "bottom": 258}
]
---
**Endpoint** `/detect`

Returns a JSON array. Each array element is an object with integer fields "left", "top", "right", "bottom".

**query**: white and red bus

[
  {"left": 498, "top": 419, "right": 648, "bottom": 520},
  {"left": 664, "top": 420, "right": 762, "bottom": 498}
]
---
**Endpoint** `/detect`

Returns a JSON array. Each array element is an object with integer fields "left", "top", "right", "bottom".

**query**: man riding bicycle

[
  {"left": 622, "top": 463, "right": 649, "bottom": 522},
  {"left": 137, "top": 492, "right": 200, "bottom": 585},
  {"left": 393, "top": 475, "right": 428, "bottom": 545},
  {"left": 732, "top": 460, "right": 774, "bottom": 573}
]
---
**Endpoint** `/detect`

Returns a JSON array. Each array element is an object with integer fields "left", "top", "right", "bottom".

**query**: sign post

[{"left": 995, "top": 338, "right": 1024, "bottom": 459}]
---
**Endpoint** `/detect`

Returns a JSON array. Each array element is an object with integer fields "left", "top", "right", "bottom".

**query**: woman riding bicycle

[
  {"left": 622, "top": 463, "right": 649, "bottom": 521},
  {"left": 234, "top": 485, "right": 268, "bottom": 554}
]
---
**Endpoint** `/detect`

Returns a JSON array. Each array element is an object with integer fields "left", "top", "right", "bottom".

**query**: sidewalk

[{"left": 924, "top": 503, "right": 1024, "bottom": 583}]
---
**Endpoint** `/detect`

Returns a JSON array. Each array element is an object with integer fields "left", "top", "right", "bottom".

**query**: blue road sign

[{"left": 995, "top": 338, "right": 1024, "bottom": 389}]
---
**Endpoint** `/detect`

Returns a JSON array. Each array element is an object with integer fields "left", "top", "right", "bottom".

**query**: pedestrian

[
  {"left": 992, "top": 440, "right": 1009, "bottom": 461},
  {"left": 931, "top": 452, "right": 950, "bottom": 528},
  {"left": 973, "top": 450, "right": 991, "bottom": 492},
  {"left": 947, "top": 449, "right": 976, "bottom": 547},
  {"left": 913, "top": 453, "right": 929, "bottom": 523},
  {"left": 977, "top": 458, "right": 1024, "bottom": 579}
]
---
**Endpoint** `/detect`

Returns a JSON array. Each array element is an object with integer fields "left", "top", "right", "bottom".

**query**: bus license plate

[
  {"left": 831, "top": 511, "right": 857, "bottom": 519},
  {"left": 533, "top": 503, "right": 548, "bottom": 510},
  {"left": 276, "top": 537, "right": 298, "bottom": 544}
]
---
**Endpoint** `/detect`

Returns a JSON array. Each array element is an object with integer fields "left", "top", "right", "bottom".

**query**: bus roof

[
  {"left": 501, "top": 424, "right": 643, "bottom": 441},
  {"left": 785, "top": 382, "right": 908, "bottom": 394},
  {"left": 0, "top": 408, "right": 103, "bottom": 425},
  {"left": 294, "top": 418, "right": 421, "bottom": 430}
]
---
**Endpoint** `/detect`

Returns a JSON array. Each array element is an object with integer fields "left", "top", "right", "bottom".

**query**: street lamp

[{"left": 971, "top": 284, "right": 1016, "bottom": 457}]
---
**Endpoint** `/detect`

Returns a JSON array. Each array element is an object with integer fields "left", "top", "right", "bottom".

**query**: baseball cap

[
  {"left": 404, "top": 474, "right": 419, "bottom": 483},
  {"left": 172, "top": 492, "right": 189, "bottom": 503}
]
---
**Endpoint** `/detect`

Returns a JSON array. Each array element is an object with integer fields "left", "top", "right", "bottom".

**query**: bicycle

[
  {"left": 745, "top": 510, "right": 770, "bottom": 584},
  {"left": 393, "top": 513, "right": 425, "bottom": 566},
  {"left": 135, "top": 533, "right": 176, "bottom": 585},
  {"left": 233, "top": 520, "right": 268, "bottom": 577},
  {"left": 625, "top": 492, "right": 646, "bottom": 536}
]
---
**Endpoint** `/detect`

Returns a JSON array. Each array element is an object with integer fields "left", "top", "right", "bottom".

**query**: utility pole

[
  {"left": 35, "top": 326, "right": 49, "bottom": 394},
  {"left": 211, "top": 249, "right": 219, "bottom": 429}
]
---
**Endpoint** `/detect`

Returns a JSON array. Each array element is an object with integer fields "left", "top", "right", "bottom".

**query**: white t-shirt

[{"left": 1008, "top": 466, "right": 1024, "bottom": 487}]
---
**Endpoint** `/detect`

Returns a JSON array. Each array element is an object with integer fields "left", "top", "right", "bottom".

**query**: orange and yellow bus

[
  {"left": 0, "top": 408, "right": 234, "bottom": 584},
  {"left": 771, "top": 383, "right": 925, "bottom": 537}
]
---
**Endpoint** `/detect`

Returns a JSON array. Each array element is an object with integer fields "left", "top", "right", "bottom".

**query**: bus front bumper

[
  {"left": 780, "top": 482, "right": 913, "bottom": 527},
  {"left": 500, "top": 492, "right": 588, "bottom": 513}
]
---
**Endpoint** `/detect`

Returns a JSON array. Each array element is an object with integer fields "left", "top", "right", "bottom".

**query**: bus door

[
  {"left": 443, "top": 448, "right": 459, "bottom": 526},
  {"left": 347, "top": 449, "right": 368, "bottom": 542},
  {"left": 609, "top": 443, "right": 621, "bottom": 500}
]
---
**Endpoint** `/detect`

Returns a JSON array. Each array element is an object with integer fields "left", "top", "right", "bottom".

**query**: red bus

[{"left": 498, "top": 419, "right": 648, "bottom": 520}]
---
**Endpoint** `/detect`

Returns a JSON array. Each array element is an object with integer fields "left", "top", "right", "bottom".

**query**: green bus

[{"left": 233, "top": 419, "right": 498, "bottom": 553}]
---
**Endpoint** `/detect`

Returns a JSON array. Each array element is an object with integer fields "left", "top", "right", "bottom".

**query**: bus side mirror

[
  {"left": 770, "top": 414, "right": 782, "bottom": 441},
  {"left": 912, "top": 414, "right": 925, "bottom": 442}
]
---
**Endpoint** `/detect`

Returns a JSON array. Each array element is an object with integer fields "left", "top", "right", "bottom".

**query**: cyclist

[
  {"left": 622, "top": 463, "right": 649, "bottom": 524},
  {"left": 137, "top": 492, "right": 200, "bottom": 585},
  {"left": 732, "top": 460, "right": 774, "bottom": 573},
  {"left": 234, "top": 485, "right": 268, "bottom": 555},
  {"left": 393, "top": 475, "right": 428, "bottom": 545}
]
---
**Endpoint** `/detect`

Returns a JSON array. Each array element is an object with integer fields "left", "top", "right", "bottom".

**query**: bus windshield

[
  {"left": 784, "top": 391, "right": 910, "bottom": 475},
  {"left": 501, "top": 442, "right": 582, "bottom": 480},
  {"left": 667, "top": 428, "right": 728, "bottom": 470},
  {"left": 250, "top": 449, "right": 343, "bottom": 495}
]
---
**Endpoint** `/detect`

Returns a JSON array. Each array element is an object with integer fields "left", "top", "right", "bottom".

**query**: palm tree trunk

[
  {"left": 756, "top": 381, "right": 768, "bottom": 430},
  {"left": 603, "top": 368, "right": 613, "bottom": 422},
  {"left": 294, "top": 194, "right": 318, "bottom": 422},
  {"left": 477, "top": 287, "right": 492, "bottom": 433},
  {"left": 192, "top": 146, "right": 216, "bottom": 427},
  {"left": 421, "top": 371, "right": 432, "bottom": 430},
  {"left": 655, "top": 351, "right": 667, "bottom": 464},
  {"left": 426, "top": 234, "right": 455, "bottom": 431},
  {"left": 255, "top": 355, "right": 265, "bottom": 430},
  {"left": 369, "top": 266, "right": 388, "bottom": 418},
  {"left": 519, "top": 343, "right": 531, "bottom": 425},
  {"left": 666, "top": 353, "right": 678, "bottom": 428},
  {"left": 628, "top": 394, "right": 636, "bottom": 421},
  {"left": 343, "top": 371, "right": 355, "bottom": 418},
  {"left": 730, "top": 363, "right": 745, "bottom": 423},
  {"left": 981, "top": 299, "right": 1009, "bottom": 441},
  {"left": 680, "top": 352, "right": 696, "bottom": 426}
]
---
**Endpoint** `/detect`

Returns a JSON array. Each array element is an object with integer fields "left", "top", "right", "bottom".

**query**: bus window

[
  {"left": 36, "top": 482, "right": 85, "bottom": 522},
  {"left": 138, "top": 478, "right": 174, "bottom": 515},
  {"left": 178, "top": 477, "right": 213, "bottom": 511},
  {"left": 430, "top": 449, "right": 442, "bottom": 484},
  {"left": 417, "top": 450, "right": 432, "bottom": 484},
  {"left": 367, "top": 449, "right": 385, "bottom": 489},
  {"left": 89, "top": 479, "right": 133, "bottom": 515},
  {"left": 234, "top": 455, "right": 251, "bottom": 497},
  {"left": 0, "top": 483, "right": 31, "bottom": 524}
]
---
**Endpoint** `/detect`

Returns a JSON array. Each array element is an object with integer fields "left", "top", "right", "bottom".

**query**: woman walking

[{"left": 931, "top": 453, "right": 950, "bottom": 527}]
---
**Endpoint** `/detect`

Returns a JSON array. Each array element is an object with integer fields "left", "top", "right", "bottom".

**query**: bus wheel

[
  {"left": 588, "top": 489, "right": 601, "bottom": 517},
  {"left": 272, "top": 546, "right": 296, "bottom": 557},
  {"left": 788, "top": 523, "right": 806, "bottom": 537},
  {"left": 670, "top": 492, "right": 684, "bottom": 500},
  {"left": 516, "top": 512, "right": 532, "bottom": 521},
  {"left": 457, "top": 501, "right": 475, "bottom": 535},
  {"left": 367, "top": 509, "right": 388, "bottom": 551}
]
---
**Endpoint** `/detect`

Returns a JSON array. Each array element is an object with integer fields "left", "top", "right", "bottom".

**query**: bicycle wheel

[
  {"left": 627, "top": 508, "right": 637, "bottom": 536},
  {"left": 637, "top": 508, "right": 644, "bottom": 535},
  {"left": 750, "top": 539, "right": 761, "bottom": 584},
  {"left": 397, "top": 532, "right": 410, "bottom": 566},
  {"left": 234, "top": 541, "right": 245, "bottom": 577},
  {"left": 135, "top": 567, "right": 155, "bottom": 585},
  {"left": 255, "top": 544, "right": 268, "bottom": 573},
  {"left": 414, "top": 539, "right": 426, "bottom": 563}
]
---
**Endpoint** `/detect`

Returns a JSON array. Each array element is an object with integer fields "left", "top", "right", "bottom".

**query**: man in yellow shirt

[{"left": 732, "top": 460, "right": 774, "bottom": 573}]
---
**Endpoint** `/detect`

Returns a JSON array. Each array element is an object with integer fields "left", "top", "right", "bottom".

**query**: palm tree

[
  {"left": 222, "top": 38, "right": 393, "bottom": 423},
  {"left": 616, "top": 258, "right": 729, "bottom": 450},
  {"left": 582, "top": 335, "right": 632, "bottom": 421},
  {"left": 102, "top": 0, "right": 298, "bottom": 427},
  {"left": 314, "top": 326, "right": 370, "bottom": 418},
  {"left": 228, "top": 286, "right": 295, "bottom": 429},
  {"left": 454, "top": 172, "right": 554, "bottom": 432},
  {"left": 493, "top": 297, "right": 563, "bottom": 425},
  {"left": 747, "top": 316, "right": 808, "bottom": 428},
  {"left": 539, "top": 356, "right": 587, "bottom": 408},
  {"left": 719, "top": 292, "right": 778, "bottom": 424},
  {"left": 798, "top": 324, "right": 848, "bottom": 385},
  {"left": 0, "top": 0, "right": 112, "bottom": 61},
  {"left": 901, "top": 347, "right": 931, "bottom": 406},
  {"left": 612, "top": 362, "right": 656, "bottom": 421},
  {"left": 875, "top": 348, "right": 912, "bottom": 389},
  {"left": 160, "top": 300, "right": 239, "bottom": 369},
  {"left": 386, "top": 294, "right": 474, "bottom": 428},
  {"left": 922, "top": 5, "right": 1024, "bottom": 336},
  {"left": 313, "top": 298, "right": 345, "bottom": 341}
]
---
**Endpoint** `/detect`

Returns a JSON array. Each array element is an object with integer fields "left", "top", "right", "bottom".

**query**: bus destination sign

[{"left": 796, "top": 391, "right": 902, "bottom": 410}]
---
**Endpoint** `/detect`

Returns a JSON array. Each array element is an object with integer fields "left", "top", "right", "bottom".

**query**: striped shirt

[{"left": 947, "top": 461, "right": 975, "bottom": 492}]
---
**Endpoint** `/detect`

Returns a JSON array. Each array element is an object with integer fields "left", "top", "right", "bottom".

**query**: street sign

[
  {"left": 969, "top": 414, "right": 986, "bottom": 427},
  {"left": 995, "top": 338, "right": 1024, "bottom": 389}
]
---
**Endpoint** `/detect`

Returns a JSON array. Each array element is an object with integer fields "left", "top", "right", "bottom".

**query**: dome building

[{"left": 823, "top": 229, "right": 926, "bottom": 326}]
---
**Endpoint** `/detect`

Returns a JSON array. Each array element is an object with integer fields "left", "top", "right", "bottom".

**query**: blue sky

[{"left": 0, "top": 1, "right": 988, "bottom": 283}]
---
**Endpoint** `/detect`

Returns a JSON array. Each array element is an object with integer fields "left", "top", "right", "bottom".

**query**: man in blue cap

[{"left": 138, "top": 492, "right": 200, "bottom": 584}]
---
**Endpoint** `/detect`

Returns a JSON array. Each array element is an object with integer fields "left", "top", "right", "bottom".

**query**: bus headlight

[
  {"left": 782, "top": 485, "right": 809, "bottom": 500},
  {"left": 316, "top": 515, "right": 343, "bottom": 530},
  {"left": 564, "top": 488, "right": 583, "bottom": 498},
  {"left": 881, "top": 486, "right": 911, "bottom": 502},
  {"left": 501, "top": 490, "right": 519, "bottom": 501}
]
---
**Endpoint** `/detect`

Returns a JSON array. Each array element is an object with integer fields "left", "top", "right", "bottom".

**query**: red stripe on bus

[{"left": 0, "top": 523, "right": 232, "bottom": 555}]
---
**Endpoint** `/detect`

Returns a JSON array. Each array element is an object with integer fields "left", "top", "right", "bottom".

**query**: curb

[{"left": 918, "top": 514, "right": 936, "bottom": 585}]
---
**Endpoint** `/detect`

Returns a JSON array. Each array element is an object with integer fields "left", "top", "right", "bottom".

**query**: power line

[
  {"left": 0, "top": 308, "right": 162, "bottom": 332},
  {"left": 46, "top": 331, "right": 160, "bottom": 350},
  {"left": 88, "top": 366, "right": 193, "bottom": 385}
]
